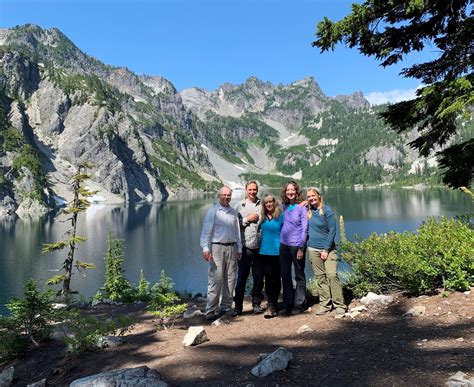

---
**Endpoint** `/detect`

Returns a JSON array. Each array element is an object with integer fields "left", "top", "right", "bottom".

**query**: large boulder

[
  {"left": 251, "top": 347, "right": 293, "bottom": 377},
  {"left": 0, "top": 366, "right": 14, "bottom": 387},
  {"left": 69, "top": 366, "right": 167, "bottom": 387},
  {"left": 182, "top": 326, "right": 208, "bottom": 347}
]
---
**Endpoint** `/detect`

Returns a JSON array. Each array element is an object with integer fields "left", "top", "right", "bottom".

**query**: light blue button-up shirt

[{"left": 200, "top": 204, "right": 242, "bottom": 253}]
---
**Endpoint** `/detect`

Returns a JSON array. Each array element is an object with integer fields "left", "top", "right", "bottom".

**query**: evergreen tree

[
  {"left": 313, "top": 0, "right": 473, "bottom": 188},
  {"left": 43, "top": 164, "right": 96, "bottom": 301}
]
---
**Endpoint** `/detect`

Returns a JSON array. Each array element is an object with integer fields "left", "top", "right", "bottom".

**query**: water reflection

[{"left": 0, "top": 188, "right": 471, "bottom": 313}]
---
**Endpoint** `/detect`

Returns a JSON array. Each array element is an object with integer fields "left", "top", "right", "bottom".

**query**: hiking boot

[
  {"left": 264, "top": 305, "right": 278, "bottom": 319},
  {"left": 335, "top": 308, "right": 347, "bottom": 316},
  {"left": 221, "top": 309, "right": 237, "bottom": 317},
  {"left": 234, "top": 304, "right": 243, "bottom": 316},
  {"left": 205, "top": 313, "right": 216, "bottom": 321},
  {"left": 278, "top": 308, "right": 290, "bottom": 317},
  {"left": 315, "top": 307, "right": 331, "bottom": 316},
  {"left": 291, "top": 307, "right": 303, "bottom": 315},
  {"left": 253, "top": 304, "right": 263, "bottom": 314}
]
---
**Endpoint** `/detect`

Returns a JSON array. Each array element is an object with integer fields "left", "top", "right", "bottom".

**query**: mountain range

[{"left": 1, "top": 24, "right": 465, "bottom": 218}]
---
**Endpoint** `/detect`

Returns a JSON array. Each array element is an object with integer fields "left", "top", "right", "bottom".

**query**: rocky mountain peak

[
  {"left": 2, "top": 24, "right": 76, "bottom": 54},
  {"left": 140, "top": 75, "right": 177, "bottom": 96},
  {"left": 291, "top": 77, "right": 323, "bottom": 95},
  {"left": 333, "top": 91, "right": 369, "bottom": 109}
]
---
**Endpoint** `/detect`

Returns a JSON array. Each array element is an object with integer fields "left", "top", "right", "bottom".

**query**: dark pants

[
  {"left": 260, "top": 254, "right": 281, "bottom": 307},
  {"left": 279, "top": 243, "right": 306, "bottom": 310},
  {"left": 234, "top": 247, "right": 264, "bottom": 307}
]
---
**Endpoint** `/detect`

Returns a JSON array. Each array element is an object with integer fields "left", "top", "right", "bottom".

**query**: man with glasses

[{"left": 200, "top": 185, "right": 242, "bottom": 320}]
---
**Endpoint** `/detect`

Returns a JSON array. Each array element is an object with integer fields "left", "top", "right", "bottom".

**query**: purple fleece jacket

[{"left": 280, "top": 204, "right": 308, "bottom": 248}]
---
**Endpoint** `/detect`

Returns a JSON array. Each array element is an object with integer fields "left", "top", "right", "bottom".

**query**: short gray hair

[{"left": 218, "top": 185, "right": 233, "bottom": 196}]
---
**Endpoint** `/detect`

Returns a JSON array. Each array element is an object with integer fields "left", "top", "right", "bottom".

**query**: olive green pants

[{"left": 308, "top": 247, "right": 345, "bottom": 311}]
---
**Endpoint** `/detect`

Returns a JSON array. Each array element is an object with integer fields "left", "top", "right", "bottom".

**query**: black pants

[
  {"left": 234, "top": 247, "right": 264, "bottom": 307},
  {"left": 260, "top": 254, "right": 281, "bottom": 307},
  {"left": 279, "top": 243, "right": 306, "bottom": 309}
]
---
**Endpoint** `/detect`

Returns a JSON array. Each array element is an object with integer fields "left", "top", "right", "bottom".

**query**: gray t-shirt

[{"left": 235, "top": 198, "right": 262, "bottom": 249}]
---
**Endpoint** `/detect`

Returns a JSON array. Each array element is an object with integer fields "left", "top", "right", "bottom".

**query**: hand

[
  {"left": 236, "top": 252, "right": 242, "bottom": 260},
  {"left": 246, "top": 213, "right": 259, "bottom": 223},
  {"left": 299, "top": 200, "right": 308, "bottom": 207},
  {"left": 296, "top": 248, "right": 304, "bottom": 260},
  {"left": 321, "top": 250, "right": 328, "bottom": 261},
  {"left": 203, "top": 251, "right": 213, "bottom": 262}
]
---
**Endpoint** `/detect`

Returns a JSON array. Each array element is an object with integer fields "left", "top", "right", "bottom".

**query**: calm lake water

[{"left": 0, "top": 187, "right": 471, "bottom": 314}]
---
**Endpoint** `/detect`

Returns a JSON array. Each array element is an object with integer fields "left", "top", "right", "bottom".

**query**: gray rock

[
  {"left": 350, "top": 305, "right": 368, "bottom": 313},
  {"left": 0, "top": 366, "right": 14, "bottom": 387},
  {"left": 211, "top": 317, "right": 229, "bottom": 327},
  {"left": 445, "top": 371, "right": 474, "bottom": 387},
  {"left": 51, "top": 325, "right": 74, "bottom": 341},
  {"left": 257, "top": 353, "right": 271, "bottom": 362},
  {"left": 251, "top": 347, "right": 293, "bottom": 377},
  {"left": 183, "top": 306, "right": 204, "bottom": 319},
  {"left": 69, "top": 366, "right": 167, "bottom": 386},
  {"left": 333, "top": 91, "right": 369, "bottom": 109},
  {"left": 404, "top": 306, "right": 426, "bottom": 317},
  {"left": 364, "top": 146, "right": 402, "bottom": 169},
  {"left": 91, "top": 299, "right": 102, "bottom": 307},
  {"left": 96, "top": 336, "right": 124, "bottom": 349},
  {"left": 349, "top": 311, "right": 361, "bottom": 319},
  {"left": 360, "top": 292, "right": 394, "bottom": 306},
  {"left": 52, "top": 303, "right": 68, "bottom": 310},
  {"left": 297, "top": 325, "right": 313, "bottom": 334},
  {"left": 27, "top": 379, "right": 46, "bottom": 387},
  {"left": 182, "top": 326, "right": 209, "bottom": 347}
]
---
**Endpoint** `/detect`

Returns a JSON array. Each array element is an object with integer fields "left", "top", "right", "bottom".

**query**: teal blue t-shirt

[{"left": 259, "top": 215, "right": 284, "bottom": 256}]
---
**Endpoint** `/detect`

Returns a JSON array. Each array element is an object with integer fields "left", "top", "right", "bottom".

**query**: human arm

[
  {"left": 324, "top": 208, "right": 337, "bottom": 251},
  {"left": 200, "top": 206, "right": 215, "bottom": 260},
  {"left": 234, "top": 211, "right": 243, "bottom": 259},
  {"left": 236, "top": 202, "right": 259, "bottom": 227},
  {"left": 298, "top": 206, "right": 309, "bottom": 249},
  {"left": 296, "top": 206, "right": 308, "bottom": 259}
]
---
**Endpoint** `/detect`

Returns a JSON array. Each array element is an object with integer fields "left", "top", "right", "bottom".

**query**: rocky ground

[{"left": 2, "top": 290, "right": 473, "bottom": 386}]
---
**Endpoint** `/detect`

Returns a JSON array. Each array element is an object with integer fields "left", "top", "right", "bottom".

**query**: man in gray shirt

[
  {"left": 200, "top": 185, "right": 242, "bottom": 320},
  {"left": 234, "top": 180, "right": 264, "bottom": 314}
]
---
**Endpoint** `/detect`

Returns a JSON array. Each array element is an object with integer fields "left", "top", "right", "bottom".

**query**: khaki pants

[
  {"left": 308, "top": 247, "right": 345, "bottom": 311},
  {"left": 206, "top": 244, "right": 238, "bottom": 315}
]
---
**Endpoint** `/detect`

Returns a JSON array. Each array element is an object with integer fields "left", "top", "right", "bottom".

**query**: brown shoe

[{"left": 264, "top": 305, "right": 278, "bottom": 319}]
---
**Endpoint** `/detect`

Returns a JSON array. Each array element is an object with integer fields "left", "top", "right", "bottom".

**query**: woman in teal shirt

[
  {"left": 306, "top": 187, "right": 346, "bottom": 316},
  {"left": 258, "top": 193, "right": 284, "bottom": 318}
]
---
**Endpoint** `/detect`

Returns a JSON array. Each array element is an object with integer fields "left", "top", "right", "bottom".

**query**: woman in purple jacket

[{"left": 278, "top": 181, "right": 308, "bottom": 316}]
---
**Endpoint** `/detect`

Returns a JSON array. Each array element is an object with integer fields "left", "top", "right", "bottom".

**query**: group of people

[{"left": 199, "top": 180, "right": 346, "bottom": 321}]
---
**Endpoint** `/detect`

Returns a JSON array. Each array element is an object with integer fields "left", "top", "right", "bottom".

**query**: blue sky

[{"left": 1, "top": 0, "right": 432, "bottom": 103}]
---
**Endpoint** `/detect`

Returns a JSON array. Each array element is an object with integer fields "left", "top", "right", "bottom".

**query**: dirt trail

[{"left": 6, "top": 290, "right": 474, "bottom": 386}]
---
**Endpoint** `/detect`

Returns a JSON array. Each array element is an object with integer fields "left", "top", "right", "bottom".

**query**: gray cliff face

[
  {"left": 0, "top": 25, "right": 217, "bottom": 217},
  {"left": 181, "top": 76, "right": 330, "bottom": 128},
  {"left": 333, "top": 92, "right": 370, "bottom": 109},
  {"left": 0, "top": 51, "right": 41, "bottom": 100},
  {"left": 364, "top": 146, "right": 403, "bottom": 169}
]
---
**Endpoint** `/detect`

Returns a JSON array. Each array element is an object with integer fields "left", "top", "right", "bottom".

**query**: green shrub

[
  {"left": 341, "top": 217, "right": 474, "bottom": 297},
  {"left": 0, "top": 279, "right": 55, "bottom": 361},
  {"left": 136, "top": 269, "right": 151, "bottom": 302},
  {"left": 149, "top": 271, "right": 187, "bottom": 329},
  {"left": 103, "top": 235, "right": 134, "bottom": 302},
  {"left": 63, "top": 310, "right": 135, "bottom": 353}
]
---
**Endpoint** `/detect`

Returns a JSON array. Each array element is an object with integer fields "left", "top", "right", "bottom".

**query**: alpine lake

[{"left": 0, "top": 187, "right": 472, "bottom": 314}]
